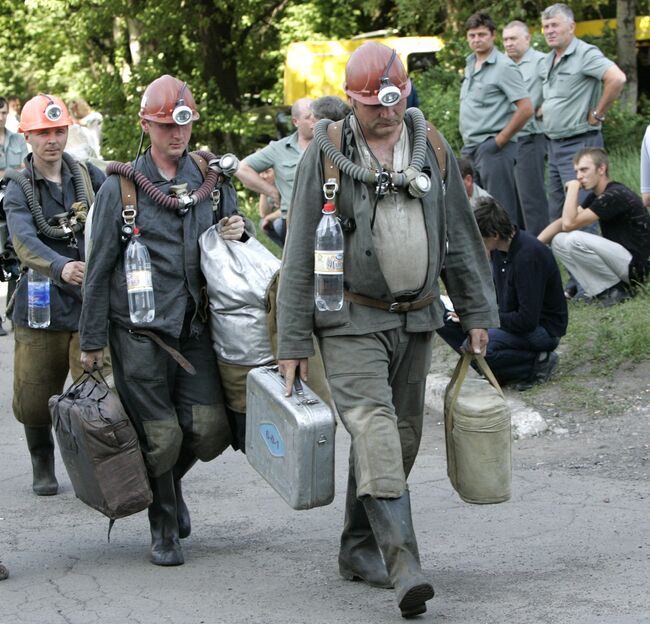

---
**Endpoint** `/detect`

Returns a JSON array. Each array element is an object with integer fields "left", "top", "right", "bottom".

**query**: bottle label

[
  {"left": 314, "top": 250, "right": 343, "bottom": 274},
  {"left": 28, "top": 282, "right": 50, "bottom": 308},
  {"left": 126, "top": 270, "right": 153, "bottom": 293}
]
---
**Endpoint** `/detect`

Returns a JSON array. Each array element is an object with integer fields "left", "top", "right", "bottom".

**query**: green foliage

[
  {"left": 608, "top": 146, "right": 642, "bottom": 193},
  {"left": 602, "top": 95, "right": 650, "bottom": 155}
]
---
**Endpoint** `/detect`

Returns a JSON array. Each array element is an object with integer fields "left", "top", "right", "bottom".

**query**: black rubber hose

[
  {"left": 105, "top": 150, "right": 220, "bottom": 210},
  {"left": 3, "top": 169, "right": 78, "bottom": 239},
  {"left": 314, "top": 108, "right": 429, "bottom": 188},
  {"left": 62, "top": 153, "right": 89, "bottom": 210}
]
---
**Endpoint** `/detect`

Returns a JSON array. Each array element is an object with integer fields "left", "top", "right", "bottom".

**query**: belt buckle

[{"left": 388, "top": 302, "right": 401, "bottom": 313}]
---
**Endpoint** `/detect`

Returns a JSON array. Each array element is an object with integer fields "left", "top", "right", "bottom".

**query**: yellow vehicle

[
  {"left": 575, "top": 15, "right": 650, "bottom": 41},
  {"left": 283, "top": 36, "right": 444, "bottom": 105}
]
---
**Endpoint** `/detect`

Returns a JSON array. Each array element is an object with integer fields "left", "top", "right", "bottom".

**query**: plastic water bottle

[
  {"left": 314, "top": 202, "right": 344, "bottom": 311},
  {"left": 27, "top": 268, "right": 51, "bottom": 328},
  {"left": 125, "top": 228, "right": 155, "bottom": 324}
]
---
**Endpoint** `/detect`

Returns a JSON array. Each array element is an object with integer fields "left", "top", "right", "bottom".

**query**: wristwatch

[{"left": 592, "top": 109, "right": 606, "bottom": 122}]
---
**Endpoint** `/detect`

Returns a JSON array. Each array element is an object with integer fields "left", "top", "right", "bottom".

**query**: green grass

[{"left": 608, "top": 147, "right": 641, "bottom": 193}]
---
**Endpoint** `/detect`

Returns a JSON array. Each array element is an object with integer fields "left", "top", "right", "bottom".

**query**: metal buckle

[
  {"left": 122, "top": 206, "right": 136, "bottom": 225},
  {"left": 323, "top": 179, "right": 338, "bottom": 201},
  {"left": 388, "top": 302, "right": 401, "bottom": 312}
]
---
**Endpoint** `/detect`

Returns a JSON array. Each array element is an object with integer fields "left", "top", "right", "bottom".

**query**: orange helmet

[
  {"left": 139, "top": 74, "right": 199, "bottom": 125},
  {"left": 344, "top": 42, "right": 411, "bottom": 107},
  {"left": 18, "top": 94, "right": 73, "bottom": 133}
]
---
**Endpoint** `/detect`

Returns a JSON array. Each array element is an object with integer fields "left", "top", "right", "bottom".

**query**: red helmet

[
  {"left": 139, "top": 75, "right": 199, "bottom": 125},
  {"left": 18, "top": 94, "right": 73, "bottom": 133},
  {"left": 344, "top": 42, "right": 412, "bottom": 106}
]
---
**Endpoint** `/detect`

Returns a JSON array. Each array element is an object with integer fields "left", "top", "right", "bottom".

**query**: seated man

[
  {"left": 438, "top": 197, "right": 568, "bottom": 389},
  {"left": 539, "top": 147, "right": 650, "bottom": 306},
  {"left": 457, "top": 156, "right": 493, "bottom": 210}
]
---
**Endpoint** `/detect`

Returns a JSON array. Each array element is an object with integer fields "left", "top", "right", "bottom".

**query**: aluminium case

[{"left": 246, "top": 366, "right": 335, "bottom": 510}]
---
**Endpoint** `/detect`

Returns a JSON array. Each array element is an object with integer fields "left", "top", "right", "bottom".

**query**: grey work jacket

[
  {"left": 79, "top": 149, "right": 247, "bottom": 351},
  {"left": 4, "top": 156, "right": 105, "bottom": 331},
  {"left": 277, "top": 116, "right": 499, "bottom": 360}
]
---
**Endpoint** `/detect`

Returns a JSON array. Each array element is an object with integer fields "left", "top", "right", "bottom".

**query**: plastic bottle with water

[
  {"left": 27, "top": 268, "right": 51, "bottom": 328},
  {"left": 314, "top": 202, "right": 344, "bottom": 311},
  {"left": 125, "top": 227, "right": 155, "bottom": 324}
]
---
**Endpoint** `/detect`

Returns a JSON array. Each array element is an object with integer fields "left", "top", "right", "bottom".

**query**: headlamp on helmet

[
  {"left": 172, "top": 83, "right": 193, "bottom": 126},
  {"left": 43, "top": 96, "right": 64, "bottom": 122},
  {"left": 377, "top": 50, "right": 402, "bottom": 107}
]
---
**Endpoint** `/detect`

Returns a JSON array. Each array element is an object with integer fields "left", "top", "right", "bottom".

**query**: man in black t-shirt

[{"left": 538, "top": 147, "right": 650, "bottom": 306}]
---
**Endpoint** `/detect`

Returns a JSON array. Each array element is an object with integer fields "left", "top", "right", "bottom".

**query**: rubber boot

[
  {"left": 362, "top": 492, "right": 434, "bottom": 618},
  {"left": 148, "top": 470, "right": 184, "bottom": 566},
  {"left": 23, "top": 425, "right": 58, "bottom": 496},
  {"left": 338, "top": 470, "right": 392, "bottom": 588},
  {"left": 173, "top": 447, "right": 197, "bottom": 539}
]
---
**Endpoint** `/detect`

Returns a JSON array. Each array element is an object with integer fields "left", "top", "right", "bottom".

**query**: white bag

[{"left": 199, "top": 226, "right": 280, "bottom": 365}]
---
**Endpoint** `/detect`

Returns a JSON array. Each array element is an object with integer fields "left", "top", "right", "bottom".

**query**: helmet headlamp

[
  {"left": 172, "top": 83, "right": 193, "bottom": 126},
  {"left": 377, "top": 50, "right": 401, "bottom": 107},
  {"left": 42, "top": 95, "right": 63, "bottom": 122}
]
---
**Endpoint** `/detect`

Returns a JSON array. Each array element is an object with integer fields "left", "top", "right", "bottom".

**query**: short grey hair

[
  {"left": 311, "top": 96, "right": 350, "bottom": 122},
  {"left": 542, "top": 3, "right": 574, "bottom": 23},
  {"left": 504, "top": 20, "right": 529, "bottom": 34}
]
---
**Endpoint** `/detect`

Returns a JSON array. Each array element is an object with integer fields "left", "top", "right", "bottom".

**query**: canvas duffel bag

[
  {"left": 444, "top": 353, "right": 512, "bottom": 504},
  {"left": 50, "top": 372, "right": 152, "bottom": 520}
]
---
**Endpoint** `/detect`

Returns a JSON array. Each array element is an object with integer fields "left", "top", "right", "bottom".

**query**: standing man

[
  {"left": 235, "top": 97, "right": 314, "bottom": 247},
  {"left": 3, "top": 94, "right": 105, "bottom": 495},
  {"left": 503, "top": 21, "right": 550, "bottom": 236},
  {"left": 277, "top": 42, "right": 498, "bottom": 617},
  {"left": 80, "top": 75, "right": 248, "bottom": 567},
  {"left": 539, "top": 147, "right": 650, "bottom": 306},
  {"left": 541, "top": 3, "right": 626, "bottom": 221},
  {"left": 460, "top": 11, "right": 533, "bottom": 224},
  {"left": 0, "top": 96, "right": 29, "bottom": 336}
]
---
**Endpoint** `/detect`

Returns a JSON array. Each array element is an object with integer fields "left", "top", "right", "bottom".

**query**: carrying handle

[
  {"left": 56, "top": 368, "right": 111, "bottom": 405},
  {"left": 446, "top": 352, "right": 504, "bottom": 435}
]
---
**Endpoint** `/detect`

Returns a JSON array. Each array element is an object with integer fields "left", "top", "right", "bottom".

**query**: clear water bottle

[
  {"left": 314, "top": 202, "right": 344, "bottom": 311},
  {"left": 27, "top": 268, "right": 51, "bottom": 329},
  {"left": 125, "top": 228, "right": 155, "bottom": 324}
]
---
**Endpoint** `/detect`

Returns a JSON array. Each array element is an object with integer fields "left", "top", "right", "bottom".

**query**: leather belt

[
  {"left": 129, "top": 329, "right": 197, "bottom": 375},
  {"left": 344, "top": 290, "right": 435, "bottom": 313}
]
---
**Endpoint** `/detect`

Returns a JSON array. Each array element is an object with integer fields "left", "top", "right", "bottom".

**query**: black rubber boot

[
  {"left": 23, "top": 425, "right": 58, "bottom": 496},
  {"left": 338, "top": 470, "right": 392, "bottom": 588},
  {"left": 148, "top": 470, "right": 184, "bottom": 566},
  {"left": 362, "top": 492, "right": 434, "bottom": 618},
  {"left": 173, "top": 447, "right": 197, "bottom": 539}
]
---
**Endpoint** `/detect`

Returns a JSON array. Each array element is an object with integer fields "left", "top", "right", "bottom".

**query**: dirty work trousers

[
  {"left": 319, "top": 328, "right": 433, "bottom": 498},
  {"left": 13, "top": 326, "right": 111, "bottom": 427},
  {"left": 109, "top": 323, "right": 231, "bottom": 478}
]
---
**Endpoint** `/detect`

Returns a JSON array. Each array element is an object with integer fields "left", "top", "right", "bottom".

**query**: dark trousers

[
  {"left": 436, "top": 318, "right": 559, "bottom": 384},
  {"left": 110, "top": 322, "right": 231, "bottom": 477},
  {"left": 515, "top": 134, "right": 549, "bottom": 236},
  {"left": 259, "top": 217, "right": 286, "bottom": 248},
  {"left": 462, "top": 138, "right": 520, "bottom": 226}
]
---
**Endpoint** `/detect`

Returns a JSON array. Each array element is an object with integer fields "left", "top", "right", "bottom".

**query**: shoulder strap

[
  {"left": 119, "top": 175, "right": 137, "bottom": 211},
  {"left": 425, "top": 119, "right": 447, "bottom": 183},
  {"left": 323, "top": 122, "right": 343, "bottom": 191},
  {"left": 189, "top": 152, "right": 208, "bottom": 180}
]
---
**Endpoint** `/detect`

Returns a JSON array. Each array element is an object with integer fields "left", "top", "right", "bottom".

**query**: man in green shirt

[
  {"left": 235, "top": 98, "right": 314, "bottom": 247},
  {"left": 541, "top": 3, "right": 626, "bottom": 222},
  {"left": 503, "top": 21, "right": 549, "bottom": 236},
  {"left": 459, "top": 11, "right": 533, "bottom": 225}
]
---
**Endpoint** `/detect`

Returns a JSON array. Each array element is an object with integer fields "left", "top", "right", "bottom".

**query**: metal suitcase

[{"left": 246, "top": 366, "right": 335, "bottom": 510}]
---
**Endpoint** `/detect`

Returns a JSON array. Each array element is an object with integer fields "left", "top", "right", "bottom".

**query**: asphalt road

[{"left": 1, "top": 282, "right": 649, "bottom": 624}]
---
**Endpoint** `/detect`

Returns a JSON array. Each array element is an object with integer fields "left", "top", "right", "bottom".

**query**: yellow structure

[
  {"left": 283, "top": 36, "right": 444, "bottom": 105},
  {"left": 575, "top": 16, "right": 650, "bottom": 42}
]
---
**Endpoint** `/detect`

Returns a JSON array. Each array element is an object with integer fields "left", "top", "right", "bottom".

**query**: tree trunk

[{"left": 616, "top": 0, "right": 637, "bottom": 113}]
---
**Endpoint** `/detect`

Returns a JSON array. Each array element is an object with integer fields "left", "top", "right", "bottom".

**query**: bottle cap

[
  {"left": 133, "top": 227, "right": 140, "bottom": 236},
  {"left": 322, "top": 203, "right": 336, "bottom": 214}
]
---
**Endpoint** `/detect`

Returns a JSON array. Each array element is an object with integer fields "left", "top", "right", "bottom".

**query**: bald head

[{"left": 291, "top": 97, "right": 314, "bottom": 142}]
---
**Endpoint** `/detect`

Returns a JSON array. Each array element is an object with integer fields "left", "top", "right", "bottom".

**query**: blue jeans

[
  {"left": 259, "top": 217, "right": 286, "bottom": 248},
  {"left": 437, "top": 319, "right": 560, "bottom": 384}
]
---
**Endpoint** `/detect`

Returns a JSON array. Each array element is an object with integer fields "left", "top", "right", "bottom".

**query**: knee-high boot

[
  {"left": 362, "top": 491, "right": 434, "bottom": 618},
  {"left": 338, "top": 469, "right": 392, "bottom": 588},
  {"left": 173, "top": 446, "right": 197, "bottom": 539},
  {"left": 148, "top": 470, "right": 184, "bottom": 566},
  {"left": 23, "top": 425, "right": 58, "bottom": 496}
]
